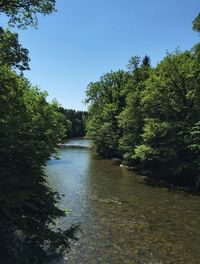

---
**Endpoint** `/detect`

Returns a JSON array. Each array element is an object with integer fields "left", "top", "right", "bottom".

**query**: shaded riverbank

[{"left": 46, "top": 138, "right": 200, "bottom": 264}]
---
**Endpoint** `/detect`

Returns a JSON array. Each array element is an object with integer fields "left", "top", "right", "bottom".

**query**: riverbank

[{"left": 109, "top": 156, "right": 200, "bottom": 194}]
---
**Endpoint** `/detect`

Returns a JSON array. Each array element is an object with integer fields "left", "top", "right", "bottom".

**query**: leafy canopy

[
  {"left": 0, "top": 0, "right": 56, "bottom": 28},
  {"left": 0, "top": 27, "right": 30, "bottom": 70},
  {"left": 0, "top": 66, "right": 77, "bottom": 263},
  {"left": 86, "top": 45, "right": 200, "bottom": 187}
]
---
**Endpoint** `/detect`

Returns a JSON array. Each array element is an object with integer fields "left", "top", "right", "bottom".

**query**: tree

[
  {"left": 0, "top": 0, "right": 56, "bottom": 28},
  {"left": 119, "top": 56, "right": 152, "bottom": 166},
  {"left": 0, "top": 66, "right": 76, "bottom": 263},
  {"left": 193, "top": 13, "right": 200, "bottom": 33},
  {"left": 0, "top": 27, "right": 30, "bottom": 71},
  {"left": 58, "top": 108, "right": 88, "bottom": 138},
  {"left": 85, "top": 46, "right": 200, "bottom": 187},
  {"left": 85, "top": 71, "right": 129, "bottom": 158},
  {"left": 0, "top": 1, "right": 77, "bottom": 262},
  {"left": 142, "top": 55, "right": 151, "bottom": 67},
  {"left": 133, "top": 49, "right": 200, "bottom": 186},
  {"left": 85, "top": 14, "right": 200, "bottom": 188}
]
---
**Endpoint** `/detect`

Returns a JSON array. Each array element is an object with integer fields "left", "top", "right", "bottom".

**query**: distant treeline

[
  {"left": 58, "top": 107, "right": 88, "bottom": 138},
  {"left": 85, "top": 16, "right": 200, "bottom": 188}
]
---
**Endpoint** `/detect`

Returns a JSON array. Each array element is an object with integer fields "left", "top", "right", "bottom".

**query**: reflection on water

[
  {"left": 59, "top": 138, "right": 92, "bottom": 149},
  {"left": 46, "top": 138, "right": 200, "bottom": 264}
]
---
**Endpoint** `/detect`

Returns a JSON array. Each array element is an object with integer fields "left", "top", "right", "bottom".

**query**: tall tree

[
  {"left": 133, "top": 49, "right": 200, "bottom": 186},
  {"left": 142, "top": 55, "right": 151, "bottom": 67},
  {"left": 86, "top": 70, "right": 129, "bottom": 158},
  {"left": 0, "top": 67, "right": 77, "bottom": 263},
  {"left": 119, "top": 56, "right": 152, "bottom": 166}
]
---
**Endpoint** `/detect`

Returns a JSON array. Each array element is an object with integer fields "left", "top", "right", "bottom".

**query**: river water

[{"left": 46, "top": 138, "right": 200, "bottom": 264}]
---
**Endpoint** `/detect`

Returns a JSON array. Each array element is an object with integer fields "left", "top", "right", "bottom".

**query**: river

[{"left": 46, "top": 138, "right": 200, "bottom": 264}]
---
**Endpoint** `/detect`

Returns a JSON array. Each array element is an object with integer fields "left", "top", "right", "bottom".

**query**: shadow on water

[{"left": 142, "top": 177, "right": 200, "bottom": 196}]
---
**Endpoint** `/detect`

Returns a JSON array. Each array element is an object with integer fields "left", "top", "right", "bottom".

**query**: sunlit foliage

[{"left": 86, "top": 44, "right": 200, "bottom": 188}]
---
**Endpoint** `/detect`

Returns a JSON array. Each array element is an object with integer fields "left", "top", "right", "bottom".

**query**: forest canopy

[
  {"left": 85, "top": 43, "right": 200, "bottom": 188},
  {"left": 58, "top": 107, "right": 88, "bottom": 138}
]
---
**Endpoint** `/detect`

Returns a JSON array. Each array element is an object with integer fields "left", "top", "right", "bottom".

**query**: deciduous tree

[{"left": 0, "top": 0, "right": 56, "bottom": 28}]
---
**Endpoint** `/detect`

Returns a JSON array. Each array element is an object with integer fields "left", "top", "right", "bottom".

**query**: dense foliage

[
  {"left": 0, "top": 27, "right": 30, "bottom": 71},
  {"left": 59, "top": 107, "right": 88, "bottom": 138},
  {"left": 86, "top": 43, "right": 200, "bottom": 188},
  {"left": 86, "top": 70, "right": 129, "bottom": 157},
  {"left": 0, "top": 67, "right": 77, "bottom": 263},
  {"left": 0, "top": 1, "right": 76, "bottom": 263}
]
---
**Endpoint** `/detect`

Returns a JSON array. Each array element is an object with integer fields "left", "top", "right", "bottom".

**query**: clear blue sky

[{"left": 13, "top": 0, "right": 200, "bottom": 110}]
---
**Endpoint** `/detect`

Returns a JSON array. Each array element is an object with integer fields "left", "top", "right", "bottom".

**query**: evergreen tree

[
  {"left": 142, "top": 55, "right": 151, "bottom": 67},
  {"left": 58, "top": 108, "right": 88, "bottom": 138},
  {"left": 193, "top": 13, "right": 200, "bottom": 33}
]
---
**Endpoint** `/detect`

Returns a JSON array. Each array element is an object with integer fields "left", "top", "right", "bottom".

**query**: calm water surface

[{"left": 46, "top": 138, "right": 200, "bottom": 264}]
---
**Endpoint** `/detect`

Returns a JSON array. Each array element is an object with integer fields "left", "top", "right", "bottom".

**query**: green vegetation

[
  {"left": 1, "top": 1, "right": 200, "bottom": 262},
  {"left": 59, "top": 107, "right": 88, "bottom": 138},
  {"left": 0, "top": 1, "right": 76, "bottom": 263},
  {"left": 193, "top": 12, "right": 200, "bottom": 32},
  {"left": 0, "top": 28, "right": 30, "bottom": 71},
  {"left": 85, "top": 17, "right": 200, "bottom": 188},
  {"left": 0, "top": 0, "right": 56, "bottom": 28},
  {"left": 85, "top": 70, "right": 129, "bottom": 157}
]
